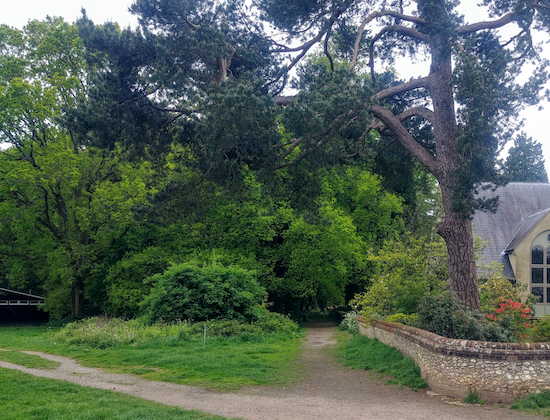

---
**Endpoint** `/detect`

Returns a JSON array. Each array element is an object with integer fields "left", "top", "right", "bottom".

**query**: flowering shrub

[
  {"left": 416, "top": 292, "right": 514, "bottom": 342},
  {"left": 486, "top": 300, "right": 534, "bottom": 342},
  {"left": 339, "top": 311, "right": 359, "bottom": 334}
]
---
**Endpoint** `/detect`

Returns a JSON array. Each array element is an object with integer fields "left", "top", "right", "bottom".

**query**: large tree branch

[
  {"left": 277, "top": 138, "right": 302, "bottom": 161},
  {"left": 350, "top": 10, "right": 426, "bottom": 69},
  {"left": 373, "top": 76, "right": 431, "bottom": 101},
  {"left": 277, "top": 138, "right": 325, "bottom": 169},
  {"left": 369, "top": 104, "right": 440, "bottom": 177},
  {"left": 368, "top": 106, "right": 435, "bottom": 134},
  {"left": 455, "top": 12, "right": 516, "bottom": 35},
  {"left": 399, "top": 106, "right": 436, "bottom": 124}
]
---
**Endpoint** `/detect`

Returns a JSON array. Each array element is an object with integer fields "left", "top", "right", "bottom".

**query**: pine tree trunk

[
  {"left": 427, "top": 33, "right": 480, "bottom": 311},
  {"left": 438, "top": 186, "right": 480, "bottom": 310}
]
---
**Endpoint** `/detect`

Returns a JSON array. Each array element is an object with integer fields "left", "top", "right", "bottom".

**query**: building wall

[
  {"left": 511, "top": 213, "right": 550, "bottom": 316},
  {"left": 359, "top": 318, "right": 550, "bottom": 403}
]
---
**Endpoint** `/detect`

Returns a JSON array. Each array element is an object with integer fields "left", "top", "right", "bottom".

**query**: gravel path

[{"left": 0, "top": 320, "right": 543, "bottom": 419}]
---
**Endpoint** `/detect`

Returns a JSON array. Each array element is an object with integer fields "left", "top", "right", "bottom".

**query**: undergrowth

[
  {"left": 336, "top": 332, "right": 427, "bottom": 391},
  {"left": 511, "top": 391, "right": 550, "bottom": 416},
  {"left": 53, "top": 313, "right": 300, "bottom": 349}
]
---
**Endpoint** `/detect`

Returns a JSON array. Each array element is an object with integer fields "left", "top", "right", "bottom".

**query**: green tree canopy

[
  {"left": 503, "top": 134, "right": 548, "bottom": 183},
  {"left": 0, "top": 19, "right": 154, "bottom": 318}
]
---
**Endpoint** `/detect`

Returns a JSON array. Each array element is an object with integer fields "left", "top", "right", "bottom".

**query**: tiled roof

[
  {"left": 472, "top": 183, "right": 550, "bottom": 278},
  {"left": 504, "top": 208, "right": 550, "bottom": 253}
]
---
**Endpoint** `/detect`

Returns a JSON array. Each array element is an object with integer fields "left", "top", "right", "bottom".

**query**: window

[{"left": 531, "top": 233, "right": 550, "bottom": 303}]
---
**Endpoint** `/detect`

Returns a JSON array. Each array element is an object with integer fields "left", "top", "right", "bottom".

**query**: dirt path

[{"left": 0, "top": 320, "right": 542, "bottom": 419}]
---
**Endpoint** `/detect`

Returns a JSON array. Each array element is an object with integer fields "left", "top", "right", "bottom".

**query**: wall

[
  {"left": 510, "top": 212, "right": 550, "bottom": 316},
  {"left": 358, "top": 317, "right": 550, "bottom": 403}
]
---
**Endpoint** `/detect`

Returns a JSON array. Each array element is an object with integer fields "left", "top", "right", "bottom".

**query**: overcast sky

[{"left": 1, "top": 0, "right": 550, "bottom": 175}]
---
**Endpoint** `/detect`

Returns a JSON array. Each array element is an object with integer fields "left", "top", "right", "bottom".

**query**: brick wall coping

[{"left": 357, "top": 316, "right": 550, "bottom": 360}]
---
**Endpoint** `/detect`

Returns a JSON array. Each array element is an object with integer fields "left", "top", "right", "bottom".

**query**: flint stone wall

[{"left": 358, "top": 317, "right": 550, "bottom": 403}]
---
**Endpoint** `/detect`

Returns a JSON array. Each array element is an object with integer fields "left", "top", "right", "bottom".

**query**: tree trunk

[
  {"left": 427, "top": 34, "right": 480, "bottom": 311},
  {"left": 438, "top": 185, "right": 480, "bottom": 310},
  {"left": 70, "top": 279, "right": 84, "bottom": 318}
]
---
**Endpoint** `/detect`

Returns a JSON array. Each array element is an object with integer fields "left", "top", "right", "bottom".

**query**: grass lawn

[
  {"left": 0, "top": 349, "right": 60, "bottom": 369},
  {"left": 0, "top": 368, "right": 236, "bottom": 420},
  {"left": 335, "top": 331, "right": 427, "bottom": 391},
  {"left": 0, "top": 326, "right": 304, "bottom": 390}
]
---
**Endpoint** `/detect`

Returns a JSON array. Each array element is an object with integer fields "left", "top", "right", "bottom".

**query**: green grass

[
  {"left": 336, "top": 331, "right": 427, "bottom": 391},
  {"left": 0, "top": 368, "right": 235, "bottom": 420},
  {"left": 511, "top": 391, "right": 550, "bottom": 416},
  {"left": 0, "top": 326, "right": 304, "bottom": 390},
  {"left": 0, "top": 350, "right": 60, "bottom": 369}
]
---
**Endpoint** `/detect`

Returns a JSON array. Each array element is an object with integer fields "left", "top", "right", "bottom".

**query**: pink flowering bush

[{"left": 486, "top": 300, "right": 534, "bottom": 342}]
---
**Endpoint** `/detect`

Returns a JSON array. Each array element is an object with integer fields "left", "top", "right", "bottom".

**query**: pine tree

[{"left": 503, "top": 135, "right": 548, "bottom": 183}]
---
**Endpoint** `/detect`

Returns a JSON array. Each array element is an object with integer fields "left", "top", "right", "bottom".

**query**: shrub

[
  {"left": 141, "top": 263, "right": 266, "bottom": 324},
  {"left": 350, "top": 236, "right": 447, "bottom": 320},
  {"left": 104, "top": 247, "right": 172, "bottom": 318},
  {"left": 187, "top": 308, "right": 300, "bottom": 337},
  {"left": 532, "top": 316, "right": 550, "bottom": 342},
  {"left": 416, "top": 292, "right": 515, "bottom": 342},
  {"left": 251, "top": 306, "right": 302, "bottom": 334},
  {"left": 485, "top": 300, "right": 534, "bottom": 342},
  {"left": 385, "top": 313, "right": 418, "bottom": 327},
  {"left": 339, "top": 312, "right": 359, "bottom": 334}
]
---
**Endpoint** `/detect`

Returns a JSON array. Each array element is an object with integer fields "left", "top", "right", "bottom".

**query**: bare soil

[{"left": 0, "top": 320, "right": 542, "bottom": 419}]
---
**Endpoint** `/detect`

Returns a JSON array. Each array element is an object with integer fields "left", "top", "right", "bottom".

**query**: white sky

[{"left": 1, "top": 0, "right": 549, "bottom": 175}]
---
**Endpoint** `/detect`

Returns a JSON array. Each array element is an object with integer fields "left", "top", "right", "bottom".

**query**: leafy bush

[
  {"left": 105, "top": 247, "right": 172, "bottom": 318},
  {"left": 416, "top": 292, "right": 515, "bottom": 342},
  {"left": 141, "top": 263, "right": 266, "bottom": 324},
  {"left": 532, "top": 316, "right": 550, "bottom": 342},
  {"left": 339, "top": 312, "right": 359, "bottom": 334},
  {"left": 188, "top": 308, "right": 300, "bottom": 337},
  {"left": 350, "top": 236, "right": 447, "bottom": 320},
  {"left": 385, "top": 313, "right": 418, "bottom": 326},
  {"left": 478, "top": 261, "right": 537, "bottom": 315}
]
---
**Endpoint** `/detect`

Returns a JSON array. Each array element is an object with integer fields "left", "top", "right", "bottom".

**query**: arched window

[{"left": 531, "top": 233, "right": 550, "bottom": 304}]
